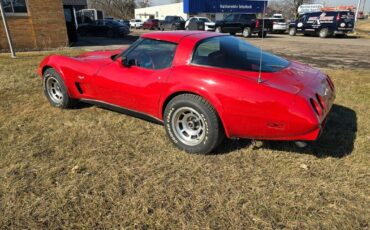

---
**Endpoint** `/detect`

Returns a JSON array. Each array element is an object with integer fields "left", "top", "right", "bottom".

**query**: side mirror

[{"left": 122, "top": 56, "right": 136, "bottom": 68}]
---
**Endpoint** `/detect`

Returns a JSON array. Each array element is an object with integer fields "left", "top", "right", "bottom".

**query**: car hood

[{"left": 76, "top": 48, "right": 127, "bottom": 60}]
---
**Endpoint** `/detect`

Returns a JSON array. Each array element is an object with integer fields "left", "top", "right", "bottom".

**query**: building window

[{"left": 1, "top": 0, "right": 28, "bottom": 15}]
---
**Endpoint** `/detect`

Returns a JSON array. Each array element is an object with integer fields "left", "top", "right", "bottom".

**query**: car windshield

[
  {"left": 199, "top": 18, "right": 210, "bottom": 22},
  {"left": 192, "top": 36, "right": 290, "bottom": 72},
  {"left": 106, "top": 21, "right": 123, "bottom": 26}
]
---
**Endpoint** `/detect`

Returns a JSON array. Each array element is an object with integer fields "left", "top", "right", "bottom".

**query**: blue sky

[{"left": 150, "top": 0, "right": 370, "bottom": 11}]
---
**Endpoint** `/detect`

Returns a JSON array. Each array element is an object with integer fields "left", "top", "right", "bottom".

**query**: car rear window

[{"left": 192, "top": 36, "right": 290, "bottom": 72}]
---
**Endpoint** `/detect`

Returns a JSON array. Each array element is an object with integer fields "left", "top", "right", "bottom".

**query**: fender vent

[{"left": 75, "top": 83, "right": 84, "bottom": 94}]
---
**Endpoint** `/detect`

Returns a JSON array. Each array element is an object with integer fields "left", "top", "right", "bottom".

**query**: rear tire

[
  {"left": 43, "top": 68, "right": 76, "bottom": 109},
  {"left": 319, "top": 28, "right": 329, "bottom": 38},
  {"left": 242, "top": 27, "right": 252, "bottom": 37},
  {"left": 289, "top": 27, "right": 296, "bottom": 36},
  {"left": 164, "top": 94, "right": 225, "bottom": 154}
]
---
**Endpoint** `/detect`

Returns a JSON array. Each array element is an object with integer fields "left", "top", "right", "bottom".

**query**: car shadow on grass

[{"left": 215, "top": 104, "right": 357, "bottom": 158}]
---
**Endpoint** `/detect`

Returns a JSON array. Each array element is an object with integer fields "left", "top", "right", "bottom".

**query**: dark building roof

[{"left": 63, "top": 0, "right": 88, "bottom": 6}]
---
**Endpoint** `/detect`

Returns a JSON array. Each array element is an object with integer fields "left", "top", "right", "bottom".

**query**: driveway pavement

[{"left": 72, "top": 31, "right": 370, "bottom": 69}]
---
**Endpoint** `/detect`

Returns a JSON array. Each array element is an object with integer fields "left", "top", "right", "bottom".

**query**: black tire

[
  {"left": 289, "top": 27, "right": 296, "bottom": 36},
  {"left": 43, "top": 68, "right": 76, "bottom": 109},
  {"left": 258, "top": 31, "right": 267, "bottom": 38},
  {"left": 242, "top": 27, "right": 252, "bottom": 38},
  {"left": 319, "top": 28, "right": 329, "bottom": 38},
  {"left": 215, "top": 26, "right": 222, "bottom": 33},
  {"left": 164, "top": 94, "right": 225, "bottom": 154}
]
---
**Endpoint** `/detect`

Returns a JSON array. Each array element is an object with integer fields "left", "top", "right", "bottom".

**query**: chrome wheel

[
  {"left": 171, "top": 107, "right": 206, "bottom": 146},
  {"left": 46, "top": 76, "right": 63, "bottom": 104}
]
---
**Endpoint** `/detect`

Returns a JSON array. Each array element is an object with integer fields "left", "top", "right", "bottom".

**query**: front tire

[
  {"left": 215, "top": 26, "right": 222, "bottom": 33},
  {"left": 289, "top": 27, "right": 297, "bottom": 36},
  {"left": 43, "top": 68, "right": 75, "bottom": 109},
  {"left": 164, "top": 94, "right": 225, "bottom": 154}
]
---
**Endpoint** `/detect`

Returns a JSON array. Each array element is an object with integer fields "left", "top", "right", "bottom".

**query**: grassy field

[
  {"left": 356, "top": 18, "right": 370, "bottom": 38},
  {"left": 0, "top": 50, "right": 369, "bottom": 229}
]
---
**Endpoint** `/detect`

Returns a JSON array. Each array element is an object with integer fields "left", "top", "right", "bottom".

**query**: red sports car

[{"left": 38, "top": 31, "right": 335, "bottom": 154}]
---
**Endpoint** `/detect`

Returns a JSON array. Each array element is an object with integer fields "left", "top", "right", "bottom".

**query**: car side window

[
  {"left": 224, "top": 14, "right": 237, "bottom": 22},
  {"left": 192, "top": 36, "right": 289, "bottom": 72},
  {"left": 126, "top": 39, "right": 177, "bottom": 70},
  {"left": 240, "top": 14, "right": 252, "bottom": 21}
]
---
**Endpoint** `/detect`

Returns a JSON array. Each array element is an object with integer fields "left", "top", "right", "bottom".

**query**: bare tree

[
  {"left": 268, "top": 0, "right": 315, "bottom": 19},
  {"left": 137, "top": 0, "right": 151, "bottom": 8},
  {"left": 89, "top": 0, "right": 136, "bottom": 19}
]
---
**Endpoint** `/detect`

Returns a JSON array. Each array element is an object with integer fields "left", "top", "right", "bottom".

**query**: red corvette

[{"left": 38, "top": 31, "right": 335, "bottom": 154}]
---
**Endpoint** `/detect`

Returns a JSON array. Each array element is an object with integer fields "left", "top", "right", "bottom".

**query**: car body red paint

[{"left": 38, "top": 31, "right": 335, "bottom": 141}]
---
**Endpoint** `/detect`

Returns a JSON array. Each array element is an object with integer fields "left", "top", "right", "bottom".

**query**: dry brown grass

[
  {"left": 356, "top": 18, "right": 370, "bottom": 38},
  {"left": 0, "top": 50, "right": 369, "bottom": 229}
]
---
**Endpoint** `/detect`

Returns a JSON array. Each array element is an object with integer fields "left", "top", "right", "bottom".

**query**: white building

[{"left": 135, "top": 3, "right": 188, "bottom": 21}]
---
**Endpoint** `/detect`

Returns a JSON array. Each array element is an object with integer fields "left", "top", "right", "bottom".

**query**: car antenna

[{"left": 258, "top": 1, "right": 267, "bottom": 84}]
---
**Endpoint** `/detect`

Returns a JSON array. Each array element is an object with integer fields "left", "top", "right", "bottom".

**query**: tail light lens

[
  {"left": 310, "top": 98, "right": 323, "bottom": 117},
  {"left": 256, "top": 20, "right": 260, "bottom": 28},
  {"left": 336, "top": 13, "right": 341, "bottom": 21}
]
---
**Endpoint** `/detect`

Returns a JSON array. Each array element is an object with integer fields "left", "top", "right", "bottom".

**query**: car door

[
  {"left": 93, "top": 39, "right": 177, "bottom": 117},
  {"left": 223, "top": 14, "right": 240, "bottom": 33},
  {"left": 304, "top": 13, "right": 319, "bottom": 34}
]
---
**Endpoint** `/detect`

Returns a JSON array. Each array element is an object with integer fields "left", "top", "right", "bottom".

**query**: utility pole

[
  {"left": 0, "top": 0, "right": 16, "bottom": 58},
  {"left": 355, "top": 0, "right": 362, "bottom": 24}
]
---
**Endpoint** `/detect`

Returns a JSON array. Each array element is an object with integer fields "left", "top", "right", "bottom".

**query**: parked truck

[
  {"left": 159, "top": 16, "right": 186, "bottom": 31},
  {"left": 214, "top": 13, "right": 273, "bottom": 38}
]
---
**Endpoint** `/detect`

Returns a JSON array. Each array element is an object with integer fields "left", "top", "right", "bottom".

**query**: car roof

[{"left": 141, "top": 31, "right": 222, "bottom": 44}]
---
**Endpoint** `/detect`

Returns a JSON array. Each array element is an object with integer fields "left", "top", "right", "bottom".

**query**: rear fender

[{"left": 159, "top": 85, "right": 230, "bottom": 138}]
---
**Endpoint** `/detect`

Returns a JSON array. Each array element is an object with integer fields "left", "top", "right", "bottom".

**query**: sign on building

[{"left": 184, "top": 0, "right": 267, "bottom": 14}]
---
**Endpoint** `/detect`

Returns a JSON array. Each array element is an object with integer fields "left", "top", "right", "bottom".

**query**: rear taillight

[
  {"left": 310, "top": 98, "right": 323, "bottom": 117},
  {"left": 336, "top": 13, "right": 341, "bottom": 21},
  {"left": 256, "top": 20, "right": 260, "bottom": 28}
]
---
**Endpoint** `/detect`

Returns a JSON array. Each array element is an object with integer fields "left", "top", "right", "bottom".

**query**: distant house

[{"left": 0, "top": 0, "right": 87, "bottom": 51}]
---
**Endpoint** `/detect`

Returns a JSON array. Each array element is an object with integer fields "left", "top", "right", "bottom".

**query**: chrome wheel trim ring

[
  {"left": 46, "top": 76, "right": 63, "bottom": 104},
  {"left": 171, "top": 107, "right": 206, "bottom": 146}
]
